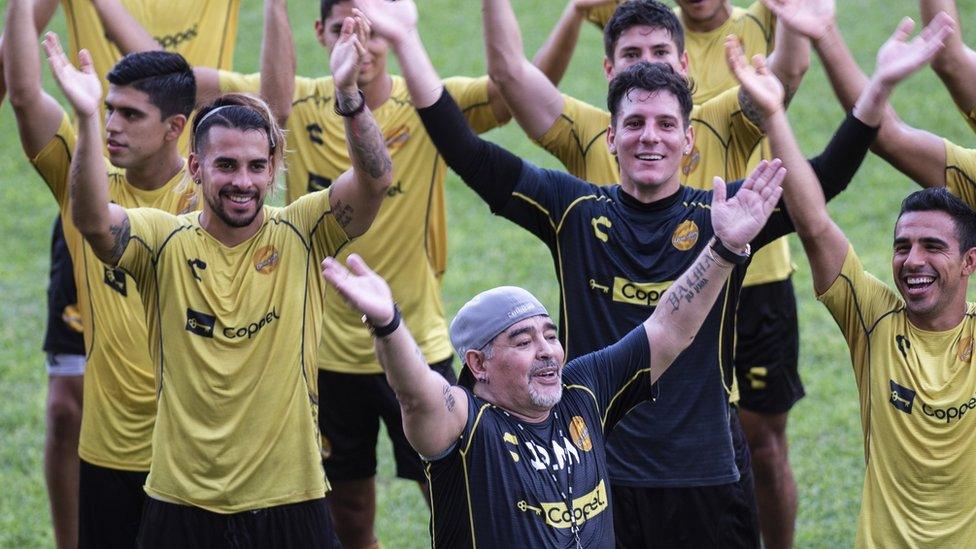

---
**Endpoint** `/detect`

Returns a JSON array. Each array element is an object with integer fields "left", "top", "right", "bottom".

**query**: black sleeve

[
  {"left": 752, "top": 111, "right": 878, "bottom": 248},
  {"left": 417, "top": 89, "right": 523, "bottom": 212}
]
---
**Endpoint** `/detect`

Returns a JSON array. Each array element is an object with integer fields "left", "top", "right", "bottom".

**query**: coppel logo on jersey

[
  {"left": 889, "top": 379, "right": 916, "bottom": 414},
  {"left": 185, "top": 308, "right": 216, "bottom": 338}
]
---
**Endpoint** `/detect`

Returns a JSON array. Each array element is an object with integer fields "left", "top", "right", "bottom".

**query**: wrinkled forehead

[{"left": 894, "top": 210, "right": 958, "bottom": 244}]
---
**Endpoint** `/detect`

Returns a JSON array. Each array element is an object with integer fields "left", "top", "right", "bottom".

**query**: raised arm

[
  {"left": 0, "top": 0, "right": 58, "bottom": 108},
  {"left": 90, "top": 0, "right": 160, "bottom": 54},
  {"left": 919, "top": 0, "right": 976, "bottom": 118},
  {"left": 260, "top": 0, "right": 295, "bottom": 124},
  {"left": 322, "top": 254, "right": 467, "bottom": 458},
  {"left": 765, "top": 0, "right": 953, "bottom": 188},
  {"left": 4, "top": 0, "right": 69, "bottom": 158},
  {"left": 482, "top": 0, "right": 565, "bottom": 139},
  {"left": 327, "top": 15, "right": 392, "bottom": 239},
  {"left": 531, "top": 0, "right": 617, "bottom": 86},
  {"left": 763, "top": 6, "right": 810, "bottom": 107},
  {"left": 645, "top": 161, "right": 784, "bottom": 380},
  {"left": 44, "top": 35, "right": 130, "bottom": 266}
]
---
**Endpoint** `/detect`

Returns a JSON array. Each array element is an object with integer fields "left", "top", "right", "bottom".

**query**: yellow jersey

[
  {"left": 118, "top": 190, "right": 349, "bottom": 512},
  {"left": 219, "top": 72, "right": 501, "bottom": 374},
  {"left": 945, "top": 139, "right": 976, "bottom": 208},
  {"left": 819, "top": 247, "right": 976, "bottom": 548},
  {"left": 31, "top": 113, "right": 197, "bottom": 471}
]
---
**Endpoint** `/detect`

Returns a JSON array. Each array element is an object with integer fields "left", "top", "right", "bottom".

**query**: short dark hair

[
  {"left": 321, "top": 0, "right": 347, "bottom": 21},
  {"left": 604, "top": 0, "right": 685, "bottom": 60},
  {"left": 106, "top": 51, "right": 195, "bottom": 119},
  {"left": 607, "top": 61, "right": 693, "bottom": 127},
  {"left": 190, "top": 93, "right": 285, "bottom": 170},
  {"left": 898, "top": 187, "right": 976, "bottom": 252}
]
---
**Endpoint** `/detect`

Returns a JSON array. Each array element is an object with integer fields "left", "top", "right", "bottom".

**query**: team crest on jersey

[
  {"left": 591, "top": 216, "right": 611, "bottom": 242},
  {"left": 889, "top": 380, "right": 916, "bottom": 414},
  {"left": 958, "top": 337, "right": 973, "bottom": 362},
  {"left": 185, "top": 308, "right": 216, "bottom": 338},
  {"left": 253, "top": 246, "right": 280, "bottom": 274},
  {"left": 569, "top": 416, "right": 593, "bottom": 452},
  {"left": 61, "top": 304, "right": 84, "bottom": 333},
  {"left": 681, "top": 145, "right": 700, "bottom": 176},
  {"left": 384, "top": 125, "right": 410, "bottom": 153},
  {"left": 671, "top": 220, "right": 699, "bottom": 251}
]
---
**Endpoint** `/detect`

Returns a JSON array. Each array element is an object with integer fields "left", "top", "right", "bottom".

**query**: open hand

[
  {"left": 761, "top": 0, "right": 835, "bottom": 41},
  {"left": 353, "top": 0, "right": 417, "bottom": 45},
  {"left": 322, "top": 254, "right": 396, "bottom": 326},
  {"left": 330, "top": 14, "right": 369, "bottom": 93},
  {"left": 42, "top": 33, "right": 101, "bottom": 118},
  {"left": 711, "top": 159, "right": 785, "bottom": 250},
  {"left": 873, "top": 14, "right": 954, "bottom": 88},
  {"left": 726, "top": 35, "right": 784, "bottom": 119}
]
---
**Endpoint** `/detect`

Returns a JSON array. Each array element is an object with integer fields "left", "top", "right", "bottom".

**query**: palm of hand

[
  {"left": 356, "top": 0, "right": 417, "bottom": 38},
  {"left": 330, "top": 39, "right": 361, "bottom": 89},
  {"left": 55, "top": 62, "right": 101, "bottom": 117},
  {"left": 770, "top": 0, "right": 835, "bottom": 38},
  {"left": 713, "top": 188, "right": 768, "bottom": 249},
  {"left": 876, "top": 35, "right": 936, "bottom": 84},
  {"left": 738, "top": 64, "right": 784, "bottom": 113}
]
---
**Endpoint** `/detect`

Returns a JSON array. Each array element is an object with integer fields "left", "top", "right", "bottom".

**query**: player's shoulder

[{"left": 293, "top": 75, "right": 336, "bottom": 107}]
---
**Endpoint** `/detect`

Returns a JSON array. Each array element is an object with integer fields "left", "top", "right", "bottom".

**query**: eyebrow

[{"left": 894, "top": 236, "right": 949, "bottom": 247}]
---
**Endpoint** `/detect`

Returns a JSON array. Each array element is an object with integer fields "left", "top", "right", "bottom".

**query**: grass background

[{"left": 1, "top": 0, "right": 974, "bottom": 546}]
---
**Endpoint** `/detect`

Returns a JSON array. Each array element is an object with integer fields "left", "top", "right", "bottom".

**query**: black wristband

[
  {"left": 711, "top": 239, "right": 751, "bottom": 265},
  {"left": 363, "top": 303, "right": 401, "bottom": 338},
  {"left": 334, "top": 89, "right": 367, "bottom": 118}
]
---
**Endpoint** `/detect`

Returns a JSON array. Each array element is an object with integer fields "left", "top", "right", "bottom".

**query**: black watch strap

[
  {"left": 334, "top": 89, "right": 367, "bottom": 118},
  {"left": 711, "top": 239, "right": 751, "bottom": 265},
  {"left": 363, "top": 303, "right": 401, "bottom": 338}
]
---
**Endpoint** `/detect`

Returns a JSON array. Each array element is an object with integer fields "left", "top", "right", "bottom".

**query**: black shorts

[
  {"left": 734, "top": 278, "right": 804, "bottom": 414},
  {"left": 78, "top": 459, "right": 149, "bottom": 549},
  {"left": 611, "top": 410, "right": 760, "bottom": 548},
  {"left": 318, "top": 357, "right": 457, "bottom": 482},
  {"left": 137, "top": 497, "right": 340, "bottom": 548}
]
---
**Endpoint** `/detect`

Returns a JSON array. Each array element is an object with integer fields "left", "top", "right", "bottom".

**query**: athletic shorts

[
  {"left": 79, "top": 459, "right": 149, "bottom": 549},
  {"left": 611, "top": 410, "right": 760, "bottom": 548},
  {"left": 137, "top": 497, "right": 340, "bottom": 548},
  {"left": 318, "top": 358, "right": 457, "bottom": 482},
  {"left": 734, "top": 278, "right": 804, "bottom": 414},
  {"left": 45, "top": 352, "right": 86, "bottom": 377}
]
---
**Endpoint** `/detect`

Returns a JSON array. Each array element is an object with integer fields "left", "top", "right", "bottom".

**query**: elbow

[
  {"left": 487, "top": 54, "right": 525, "bottom": 87},
  {"left": 6, "top": 78, "right": 39, "bottom": 111}
]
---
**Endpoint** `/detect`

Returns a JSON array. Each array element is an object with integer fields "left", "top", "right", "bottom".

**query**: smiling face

[
  {"left": 474, "top": 315, "right": 566, "bottom": 420},
  {"left": 316, "top": 1, "right": 389, "bottom": 88},
  {"left": 892, "top": 210, "right": 976, "bottom": 329},
  {"left": 674, "top": 0, "right": 732, "bottom": 32},
  {"left": 103, "top": 85, "right": 180, "bottom": 169},
  {"left": 604, "top": 25, "right": 689, "bottom": 81},
  {"left": 190, "top": 126, "right": 274, "bottom": 232},
  {"left": 607, "top": 88, "right": 693, "bottom": 200}
]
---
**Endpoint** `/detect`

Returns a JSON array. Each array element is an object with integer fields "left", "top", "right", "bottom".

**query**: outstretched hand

[
  {"left": 42, "top": 33, "right": 101, "bottom": 118},
  {"left": 711, "top": 159, "right": 785, "bottom": 251},
  {"left": 330, "top": 14, "right": 369, "bottom": 93},
  {"left": 873, "top": 13, "right": 954, "bottom": 88},
  {"left": 761, "top": 0, "right": 835, "bottom": 41},
  {"left": 726, "top": 35, "right": 784, "bottom": 119},
  {"left": 353, "top": 0, "right": 418, "bottom": 45},
  {"left": 322, "top": 254, "right": 396, "bottom": 326}
]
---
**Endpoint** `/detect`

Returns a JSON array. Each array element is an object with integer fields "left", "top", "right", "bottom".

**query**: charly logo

[
  {"left": 223, "top": 308, "right": 280, "bottom": 339},
  {"left": 253, "top": 246, "right": 280, "bottom": 274},
  {"left": 591, "top": 216, "right": 611, "bottom": 243},
  {"left": 747, "top": 366, "right": 768, "bottom": 390},
  {"left": 569, "top": 416, "right": 593, "bottom": 452},
  {"left": 187, "top": 258, "right": 207, "bottom": 281},
  {"left": 516, "top": 480, "right": 609, "bottom": 529},
  {"left": 612, "top": 277, "right": 673, "bottom": 308},
  {"left": 503, "top": 432, "right": 520, "bottom": 463},
  {"left": 61, "top": 304, "right": 84, "bottom": 333},
  {"left": 307, "top": 172, "right": 333, "bottom": 194},
  {"left": 384, "top": 125, "right": 410, "bottom": 153},
  {"left": 958, "top": 337, "right": 974, "bottom": 362},
  {"left": 185, "top": 308, "right": 216, "bottom": 338},
  {"left": 103, "top": 266, "right": 127, "bottom": 297},
  {"left": 889, "top": 379, "right": 916, "bottom": 414},
  {"left": 681, "top": 145, "right": 700, "bottom": 176},
  {"left": 671, "top": 220, "right": 699, "bottom": 251}
]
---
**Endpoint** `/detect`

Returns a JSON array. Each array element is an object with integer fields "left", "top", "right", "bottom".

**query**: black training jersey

[
  {"left": 498, "top": 162, "right": 791, "bottom": 487},
  {"left": 427, "top": 327, "right": 650, "bottom": 548}
]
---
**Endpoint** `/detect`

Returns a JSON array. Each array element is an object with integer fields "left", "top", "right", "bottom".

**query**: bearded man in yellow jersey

[
  {"left": 50, "top": 10, "right": 392, "bottom": 545},
  {"left": 0, "top": 1, "right": 239, "bottom": 546},
  {"left": 737, "top": 14, "right": 976, "bottom": 546},
  {"left": 217, "top": 0, "right": 511, "bottom": 546}
]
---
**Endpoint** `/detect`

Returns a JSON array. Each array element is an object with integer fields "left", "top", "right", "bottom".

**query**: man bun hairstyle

[
  {"left": 604, "top": 0, "right": 685, "bottom": 60},
  {"left": 107, "top": 51, "right": 196, "bottom": 119},
  {"left": 607, "top": 61, "right": 693, "bottom": 127},
  {"left": 899, "top": 187, "right": 976, "bottom": 252}
]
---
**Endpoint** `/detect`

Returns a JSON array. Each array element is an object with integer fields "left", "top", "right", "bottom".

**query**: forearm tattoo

[
  {"left": 339, "top": 91, "right": 393, "bottom": 180},
  {"left": 333, "top": 198, "right": 354, "bottom": 228},
  {"left": 108, "top": 216, "right": 131, "bottom": 264},
  {"left": 739, "top": 87, "right": 766, "bottom": 129},
  {"left": 442, "top": 384, "right": 457, "bottom": 412},
  {"left": 666, "top": 249, "right": 719, "bottom": 313}
]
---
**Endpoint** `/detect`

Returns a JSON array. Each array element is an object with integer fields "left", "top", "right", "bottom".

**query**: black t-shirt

[
  {"left": 43, "top": 217, "right": 84, "bottom": 355},
  {"left": 427, "top": 326, "right": 650, "bottom": 548}
]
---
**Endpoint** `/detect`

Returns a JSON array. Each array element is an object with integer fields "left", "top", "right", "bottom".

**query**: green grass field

[{"left": 1, "top": 0, "right": 974, "bottom": 546}]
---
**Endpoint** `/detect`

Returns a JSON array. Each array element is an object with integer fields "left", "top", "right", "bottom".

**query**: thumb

[
  {"left": 345, "top": 253, "right": 375, "bottom": 277},
  {"left": 891, "top": 17, "right": 915, "bottom": 44},
  {"left": 79, "top": 49, "right": 95, "bottom": 75},
  {"left": 711, "top": 176, "right": 727, "bottom": 207},
  {"left": 340, "top": 16, "right": 356, "bottom": 40},
  {"left": 751, "top": 53, "right": 769, "bottom": 76}
]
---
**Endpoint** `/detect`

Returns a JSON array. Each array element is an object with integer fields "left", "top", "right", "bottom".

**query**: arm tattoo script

[
  {"left": 667, "top": 249, "right": 719, "bottom": 313},
  {"left": 442, "top": 385, "right": 457, "bottom": 412},
  {"left": 339, "top": 90, "right": 393, "bottom": 180},
  {"left": 333, "top": 198, "right": 354, "bottom": 228},
  {"left": 108, "top": 215, "right": 131, "bottom": 264}
]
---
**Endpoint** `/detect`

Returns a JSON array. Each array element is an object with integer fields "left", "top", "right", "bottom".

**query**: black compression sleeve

[
  {"left": 416, "top": 89, "right": 523, "bottom": 212},
  {"left": 809, "top": 112, "right": 878, "bottom": 202}
]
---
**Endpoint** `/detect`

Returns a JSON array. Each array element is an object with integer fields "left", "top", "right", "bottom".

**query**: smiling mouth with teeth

[
  {"left": 904, "top": 275, "right": 935, "bottom": 290},
  {"left": 636, "top": 153, "right": 664, "bottom": 161}
]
